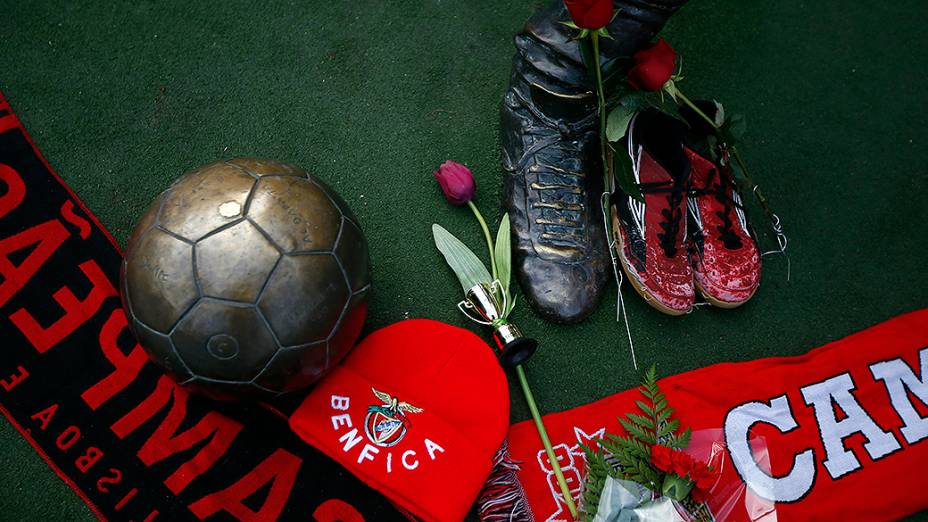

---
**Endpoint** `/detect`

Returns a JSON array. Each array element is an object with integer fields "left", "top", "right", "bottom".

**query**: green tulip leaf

[
  {"left": 432, "top": 224, "right": 493, "bottom": 293},
  {"left": 494, "top": 213, "right": 512, "bottom": 297}
]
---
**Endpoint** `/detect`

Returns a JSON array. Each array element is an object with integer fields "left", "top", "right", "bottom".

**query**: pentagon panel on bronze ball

[
  {"left": 124, "top": 227, "right": 199, "bottom": 333},
  {"left": 170, "top": 299, "right": 278, "bottom": 382},
  {"left": 258, "top": 254, "right": 349, "bottom": 347},
  {"left": 195, "top": 220, "right": 281, "bottom": 302},
  {"left": 132, "top": 322, "right": 193, "bottom": 382},
  {"left": 226, "top": 157, "right": 306, "bottom": 178},
  {"left": 254, "top": 341, "right": 328, "bottom": 393},
  {"left": 158, "top": 161, "right": 256, "bottom": 241},
  {"left": 247, "top": 176, "right": 341, "bottom": 253},
  {"left": 334, "top": 217, "right": 371, "bottom": 293}
]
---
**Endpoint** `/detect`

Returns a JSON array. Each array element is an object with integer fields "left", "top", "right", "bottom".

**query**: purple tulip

[{"left": 433, "top": 160, "right": 476, "bottom": 206}]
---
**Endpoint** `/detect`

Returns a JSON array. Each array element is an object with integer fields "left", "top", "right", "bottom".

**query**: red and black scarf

[
  {"left": 480, "top": 309, "right": 928, "bottom": 521},
  {"left": 0, "top": 91, "right": 406, "bottom": 521}
]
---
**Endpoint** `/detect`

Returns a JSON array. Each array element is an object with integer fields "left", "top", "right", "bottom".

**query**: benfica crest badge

[{"left": 364, "top": 387, "right": 423, "bottom": 447}]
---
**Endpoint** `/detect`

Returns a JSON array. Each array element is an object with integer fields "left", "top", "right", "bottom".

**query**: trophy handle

[
  {"left": 457, "top": 300, "right": 493, "bottom": 325},
  {"left": 490, "top": 279, "right": 508, "bottom": 316}
]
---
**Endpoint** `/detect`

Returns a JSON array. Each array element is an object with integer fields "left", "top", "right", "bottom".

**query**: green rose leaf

[
  {"left": 720, "top": 113, "right": 746, "bottom": 148},
  {"left": 432, "top": 224, "right": 493, "bottom": 293},
  {"left": 727, "top": 154, "right": 752, "bottom": 193},
  {"left": 611, "top": 143, "right": 643, "bottom": 202},
  {"left": 705, "top": 134, "right": 719, "bottom": 161},
  {"left": 605, "top": 91, "right": 663, "bottom": 143},
  {"left": 606, "top": 104, "right": 636, "bottom": 143},
  {"left": 713, "top": 100, "right": 726, "bottom": 128}
]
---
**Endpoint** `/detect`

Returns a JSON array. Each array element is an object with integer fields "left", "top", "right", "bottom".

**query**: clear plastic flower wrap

[{"left": 589, "top": 429, "right": 777, "bottom": 522}]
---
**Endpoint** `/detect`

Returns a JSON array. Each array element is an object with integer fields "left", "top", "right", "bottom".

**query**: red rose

[
  {"left": 650, "top": 445, "right": 673, "bottom": 472},
  {"left": 627, "top": 38, "right": 677, "bottom": 91},
  {"left": 433, "top": 160, "right": 476, "bottom": 206},
  {"left": 564, "top": 0, "right": 614, "bottom": 30}
]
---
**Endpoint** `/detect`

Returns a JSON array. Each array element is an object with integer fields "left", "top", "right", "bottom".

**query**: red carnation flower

[
  {"left": 651, "top": 444, "right": 673, "bottom": 472},
  {"left": 670, "top": 449, "right": 695, "bottom": 478},
  {"left": 627, "top": 38, "right": 677, "bottom": 91},
  {"left": 692, "top": 462, "right": 717, "bottom": 491},
  {"left": 564, "top": 0, "right": 614, "bottom": 30},
  {"left": 689, "top": 461, "right": 718, "bottom": 503}
]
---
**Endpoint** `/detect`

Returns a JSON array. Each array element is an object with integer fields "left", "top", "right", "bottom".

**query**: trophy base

[{"left": 499, "top": 337, "right": 538, "bottom": 368}]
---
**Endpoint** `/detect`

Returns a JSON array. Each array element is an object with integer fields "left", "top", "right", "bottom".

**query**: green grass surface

[{"left": 2, "top": 0, "right": 927, "bottom": 520}]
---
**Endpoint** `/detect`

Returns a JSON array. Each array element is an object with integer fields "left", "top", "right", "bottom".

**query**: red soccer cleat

[
  {"left": 685, "top": 148, "right": 762, "bottom": 308},
  {"left": 612, "top": 110, "right": 695, "bottom": 315}
]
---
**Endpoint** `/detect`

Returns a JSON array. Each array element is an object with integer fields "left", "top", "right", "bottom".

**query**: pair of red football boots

[{"left": 611, "top": 108, "right": 761, "bottom": 315}]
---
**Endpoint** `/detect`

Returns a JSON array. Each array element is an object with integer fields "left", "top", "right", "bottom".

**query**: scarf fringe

[{"left": 478, "top": 440, "right": 534, "bottom": 522}]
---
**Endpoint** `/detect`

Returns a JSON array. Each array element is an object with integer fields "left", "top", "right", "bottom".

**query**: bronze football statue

[
  {"left": 502, "top": 0, "right": 689, "bottom": 323},
  {"left": 120, "top": 157, "right": 371, "bottom": 399}
]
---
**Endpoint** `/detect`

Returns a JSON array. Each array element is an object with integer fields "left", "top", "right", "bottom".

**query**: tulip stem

[
  {"left": 516, "top": 363, "right": 579, "bottom": 519},
  {"left": 468, "top": 201, "right": 498, "bottom": 282}
]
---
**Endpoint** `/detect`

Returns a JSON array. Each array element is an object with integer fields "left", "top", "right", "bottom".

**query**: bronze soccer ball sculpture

[{"left": 120, "top": 158, "right": 371, "bottom": 399}]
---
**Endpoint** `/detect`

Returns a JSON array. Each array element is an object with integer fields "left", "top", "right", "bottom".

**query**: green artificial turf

[{"left": 2, "top": 0, "right": 927, "bottom": 520}]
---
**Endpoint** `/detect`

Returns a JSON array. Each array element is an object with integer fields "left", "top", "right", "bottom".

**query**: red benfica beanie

[{"left": 289, "top": 319, "right": 510, "bottom": 521}]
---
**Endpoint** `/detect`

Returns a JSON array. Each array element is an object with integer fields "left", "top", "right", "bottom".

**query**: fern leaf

[
  {"left": 658, "top": 418, "right": 681, "bottom": 437},
  {"left": 666, "top": 427, "right": 692, "bottom": 449},
  {"left": 605, "top": 433, "right": 625, "bottom": 444},
  {"left": 580, "top": 446, "right": 612, "bottom": 520},
  {"left": 619, "top": 419, "right": 656, "bottom": 445},
  {"left": 657, "top": 408, "right": 673, "bottom": 423},
  {"left": 654, "top": 397, "right": 668, "bottom": 413},
  {"left": 635, "top": 400, "right": 655, "bottom": 417},
  {"left": 645, "top": 364, "right": 657, "bottom": 384},
  {"left": 605, "top": 436, "right": 649, "bottom": 460},
  {"left": 678, "top": 427, "right": 692, "bottom": 447},
  {"left": 627, "top": 413, "right": 655, "bottom": 429}
]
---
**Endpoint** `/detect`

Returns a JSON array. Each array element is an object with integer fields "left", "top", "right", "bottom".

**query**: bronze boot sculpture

[{"left": 502, "top": 0, "right": 689, "bottom": 323}]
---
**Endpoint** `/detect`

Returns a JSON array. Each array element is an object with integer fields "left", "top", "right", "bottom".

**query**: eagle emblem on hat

[{"left": 364, "top": 387, "right": 423, "bottom": 447}]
